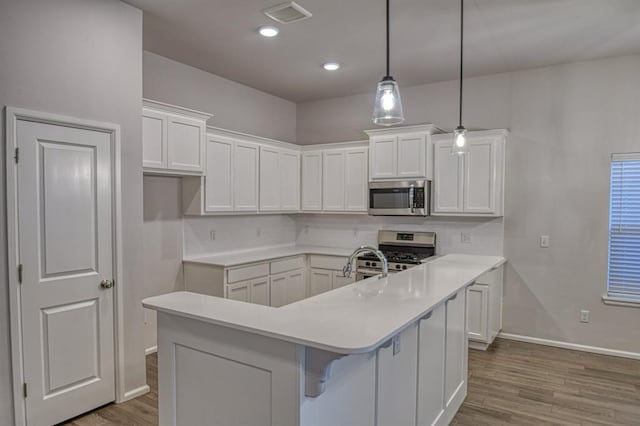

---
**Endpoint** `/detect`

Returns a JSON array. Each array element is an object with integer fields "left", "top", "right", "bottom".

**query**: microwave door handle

[{"left": 409, "top": 185, "right": 415, "bottom": 213}]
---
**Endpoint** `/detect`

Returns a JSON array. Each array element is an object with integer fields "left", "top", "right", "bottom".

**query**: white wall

[
  {"left": 297, "top": 54, "right": 640, "bottom": 354},
  {"left": 294, "top": 215, "right": 504, "bottom": 256},
  {"left": 143, "top": 51, "right": 297, "bottom": 142},
  {"left": 0, "top": 0, "right": 145, "bottom": 423}
]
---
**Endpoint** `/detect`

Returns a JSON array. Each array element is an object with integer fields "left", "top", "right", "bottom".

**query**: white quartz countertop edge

[
  {"left": 182, "top": 245, "right": 354, "bottom": 267},
  {"left": 144, "top": 254, "right": 506, "bottom": 354}
]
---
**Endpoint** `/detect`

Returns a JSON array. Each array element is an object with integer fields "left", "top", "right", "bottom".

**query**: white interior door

[{"left": 16, "top": 120, "right": 115, "bottom": 426}]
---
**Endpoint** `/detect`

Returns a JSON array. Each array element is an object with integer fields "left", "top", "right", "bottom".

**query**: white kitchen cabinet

[
  {"left": 467, "top": 264, "right": 504, "bottom": 350},
  {"left": 432, "top": 130, "right": 507, "bottom": 217},
  {"left": 323, "top": 150, "right": 346, "bottom": 211},
  {"left": 376, "top": 323, "right": 419, "bottom": 426},
  {"left": 259, "top": 146, "right": 281, "bottom": 211},
  {"left": 204, "top": 137, "right": 234, "bottom": 212},
  {"left": 227, "top": 281, "right": 251, "bottom": 303},
  {"left": 332, "top": 271, "right": 354, "bottom": 289},
  {"left": 234, "top": 141, "right": 259, "bottom": 211},
  {"left": 444, "top": 290, "right": 466, "bottom": 408},
  {"left": 142, "top": 99, "right": 211, "bottom": 175},
  {"left": 280, "top": 150, "right": 300, "bottom": 211},
  {"left": 365, "top": 125, "right": 438, "bottom": 181},
  {"left": 416, "top": 304, "right": 446, "bottom": 426},
  {"left": 301, "top": 151, "right": 323, "bottom": 211},
  {"left": 309, "top": 268, "right": 333, "bottom": 297},
  {"left": 345, "top": 148, "right": 368, "bottom": 211},
  {"left": 270, "top": 269, "right": 305, "bottom": 307},
  {"left": 250, "top": 277, "right": 270, "bottom": 306}
]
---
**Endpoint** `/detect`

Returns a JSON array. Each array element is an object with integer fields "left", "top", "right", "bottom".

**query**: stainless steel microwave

[{"left": 368, "top": 180, "right": 430, "bottom": 216}]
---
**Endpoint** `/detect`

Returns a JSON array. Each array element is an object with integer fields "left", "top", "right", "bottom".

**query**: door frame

[{"left": 5, "top": 107, "right": 127, "bottom": 426}]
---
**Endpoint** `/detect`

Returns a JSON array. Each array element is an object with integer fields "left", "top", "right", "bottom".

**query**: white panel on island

[{"left": 144, "top": 254, "right": 505, "bottom": 426}]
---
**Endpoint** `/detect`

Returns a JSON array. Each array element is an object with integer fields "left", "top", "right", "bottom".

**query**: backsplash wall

[{"left": 294, "top": 215, "right": 504, "bottom": 256}]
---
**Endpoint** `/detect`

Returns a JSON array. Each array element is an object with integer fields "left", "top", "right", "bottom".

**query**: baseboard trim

[
  {"left": 498, "top": 332, "right": 640, "bottom": 360},
  {"left": 121, "top": 385, "right": 151, "bottom": 402},
  {"left": 145, "top": 345, "right": 158, "bottom": 356}
]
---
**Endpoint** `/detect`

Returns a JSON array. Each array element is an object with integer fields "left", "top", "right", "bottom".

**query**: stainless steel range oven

[
  {"left": 355, "top": 230, "right": 436, "bottom": 280},
  {"left": 368, "top": 180, "right": 430, "bottom": 216}
]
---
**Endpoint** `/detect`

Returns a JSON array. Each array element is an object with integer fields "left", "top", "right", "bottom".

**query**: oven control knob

[
  {"left": 372, "top": 262, "right": 377, "bottom": 267},
  {"left": 395, "top": 264, "right": 401, "bottom": 269},
  {"left": 402, "top": 265, "right": 407, "bottom": 270},
  {"left": 365, "top": 262, "right": 370, "bottom": 267}
]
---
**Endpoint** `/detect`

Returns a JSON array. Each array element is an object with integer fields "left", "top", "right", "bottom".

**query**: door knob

[{"left": 100, "top": 279, "right": 114, "bottom": 289}]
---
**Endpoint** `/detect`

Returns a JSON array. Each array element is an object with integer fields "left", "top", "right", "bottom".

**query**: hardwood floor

[{"left": 64, "top": 339, "right": 640, "bottom": 425}]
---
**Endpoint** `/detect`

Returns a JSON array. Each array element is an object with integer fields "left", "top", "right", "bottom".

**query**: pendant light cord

[
  {"left": 458, "top": 0, "right": 464, "bottom": 127},
  {"left": 386, "top": 0, "right": 390, "bottom": 77}
]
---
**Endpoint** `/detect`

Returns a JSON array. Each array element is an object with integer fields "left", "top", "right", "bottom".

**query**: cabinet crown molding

[
  {"left": 364, "top": 123, "right": 441, "bottom": 137},
  {"left": 142, "top": 98, "right": 213, "bottom": 121}
]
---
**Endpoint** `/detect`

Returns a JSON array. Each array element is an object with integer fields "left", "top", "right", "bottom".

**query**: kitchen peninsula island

[{"left": 143, "top": 254, "right": 505, "bottom": 426}]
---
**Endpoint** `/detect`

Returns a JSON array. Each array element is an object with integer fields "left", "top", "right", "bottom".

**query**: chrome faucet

[{"left": 343, "top": 245, "right": 389, "bottom": 279}]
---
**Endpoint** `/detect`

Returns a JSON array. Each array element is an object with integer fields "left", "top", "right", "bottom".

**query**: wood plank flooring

[{"left": 64, "top": 339, "right": 640, "bottom": 425}]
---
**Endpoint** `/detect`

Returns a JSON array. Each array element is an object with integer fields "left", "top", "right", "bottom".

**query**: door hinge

[
  {"left": 14, "top": 147, "right": 19, "bottom": 164},
  {"left": 17, "top": 264, "right": 23, "bottom": 284},
  {"left": 23, "top": 383, "right": 27, "bottom": 398}
]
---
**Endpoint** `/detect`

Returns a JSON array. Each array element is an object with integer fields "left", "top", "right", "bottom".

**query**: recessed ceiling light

[
  {"left": 259, "top": 26, "right": 279, "bottom": 37},
  {"left": 323, "top": 62, "right": 340, "bottom": 71}
]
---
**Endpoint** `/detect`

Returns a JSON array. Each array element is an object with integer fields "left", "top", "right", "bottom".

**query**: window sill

[{"left": 602, "top": 294, "right": 640, "bottom": 308}]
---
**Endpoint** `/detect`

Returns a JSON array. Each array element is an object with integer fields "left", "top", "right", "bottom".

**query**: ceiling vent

[{"left": 262, "top": 2, "right": 312, "bottom": 24}]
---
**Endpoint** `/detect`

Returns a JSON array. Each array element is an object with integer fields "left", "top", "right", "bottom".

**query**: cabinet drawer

[
  {"left": 227, "top": 263, "right": 269, "bottom": 283},
  {"left": 270, "top": 256, "right": 305, "bottom": 275},
  {"left": 309, "top": 255, "right": 347, "bottom": 271}
]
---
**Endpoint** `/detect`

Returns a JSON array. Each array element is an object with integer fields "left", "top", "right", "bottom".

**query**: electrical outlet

[
  {"left": 580, "top": 309, "right": 590, "bottom": 323},
  {"left": 461, "top": 232, "right": 472, "bottom": 244},
  {"left": 540, "top": 235, "right": 550, "bottom": 248},
  {"left": 209, "top": 230, "right": 216, "bottom": 241}
]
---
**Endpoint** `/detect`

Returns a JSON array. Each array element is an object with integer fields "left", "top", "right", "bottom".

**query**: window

[{"left": 607, "top": 153, "right": 640, "bottom": 302}]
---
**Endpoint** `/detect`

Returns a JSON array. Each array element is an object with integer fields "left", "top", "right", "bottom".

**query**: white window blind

[{"left": 608, "top": 153, "right": 640, "bottom": 300}]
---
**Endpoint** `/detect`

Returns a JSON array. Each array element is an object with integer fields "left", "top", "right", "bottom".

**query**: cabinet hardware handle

[{"left": 100, "top": 279, "right": 114, "bottom": 289}]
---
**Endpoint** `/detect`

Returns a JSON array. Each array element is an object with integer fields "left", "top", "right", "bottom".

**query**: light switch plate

[{"left": 540, "top": 235, "right": 550, "bottom": 248}]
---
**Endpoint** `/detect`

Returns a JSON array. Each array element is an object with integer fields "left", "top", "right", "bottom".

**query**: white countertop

[
  {"left": 144, "top": 254, "right": 505, "bottom": 354},
  {"left": 183, "top": 244, "right": 354, "bottom": 267}
]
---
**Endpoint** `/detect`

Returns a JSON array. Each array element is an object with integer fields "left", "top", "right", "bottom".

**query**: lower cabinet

[
  {"left": 227, "top": 277, "right": 270, "bottom": 305},
  {"left": 270, "top": 269, "right": 305, "bottom": 307},
  {"left": 416, "top": 303, "right": 446, "bottom": 426},
  {"left": 467, "top": 264, "right": 504, "bottom": 350},
  {"left": 444, "top": 291, "right": 466, "bottom": 408},
  {"left": 309, "top": 268, "right": 355, "bottom": 297}
]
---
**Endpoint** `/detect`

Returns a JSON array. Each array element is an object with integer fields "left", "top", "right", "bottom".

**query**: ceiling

[{"left": 125, "top": 0, "right": 640, "bottom": 102}]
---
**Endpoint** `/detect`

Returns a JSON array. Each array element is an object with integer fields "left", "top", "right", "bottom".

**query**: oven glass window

[{"left": 370, "top": 189, "right": 409, "bottom": 209}]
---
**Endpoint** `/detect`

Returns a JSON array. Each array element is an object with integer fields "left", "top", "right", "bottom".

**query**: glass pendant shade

[
  {"left": 451, "top": 126, "right": 468, "bottom": 155},
  {"left": 373, "top": 77, "right": 404, "bottom": 126}
]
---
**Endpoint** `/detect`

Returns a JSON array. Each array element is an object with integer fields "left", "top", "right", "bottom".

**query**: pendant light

[
  {"left": 372, "top": 0, "right": 404, "bottom": 126},
  {"left": 452, "top": 0, "right": 468, "bottom": 155}
]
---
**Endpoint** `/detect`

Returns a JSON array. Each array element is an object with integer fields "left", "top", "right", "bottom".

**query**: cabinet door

[
  {"left": 345, "top": 148, "right": 368, "bottom": 211},
  {"left": 301, "top": 152, "right": 323, "bottom": 211},
  {"left": 227, "top": 281, "right": 250, "bottom": 303},
  {"left": 466, "top": 284, "right": 489, "bottom": 342},
  {"left": 416, "top": 305, "right": 446, "bottom": 426},
  {"left": 205, "top": 137, "right": 234, "bottom": 212},
  {"left": 332, "top": 271, "right": 354, "bottom": 289},
  {"left": 444, "top": 290, "right": 466, "bottom": 407},
  {"left": 259, "top": 146, "right": 281, "bottom": 211},
  {"left": 270, "top": 273, "right": 288, "bottom": 308},
  {"left": 142, "top": 109, "right": 167, "bottom": 169},
  {"left": 234, "top": 141, "right": 259, "bottom": 211},
  {"left": 286, "top": 269, "right": 306, "bottom": 304},
  {"left": 167, "top": 114, "right": 205, "bottom": 172},
  {"left": 323, "top": 150, "right": 345, "bottom": 211},
  {"left": 309, "top": 269, "right": 332, "bottom": 296},
  {"left": 280, "top": 150, "right": 300, "bottom": 211},
  {"left": 464, "top": 139, "right": 497, "bottom": 214},
  {"left": 250, "top": 278, "right": 270, "bottom": 306},
  {"left": 376, "top": 323, "right": 418, "bottom": 426},
  {"left": 432, "top": 140, "right": 464, "bottom": 214},
  {"left": 370, "top": 137, "right": 397, "bottom": 179},
  {"left": 397, "top": 134, "right": 426, "bottom": 178}
]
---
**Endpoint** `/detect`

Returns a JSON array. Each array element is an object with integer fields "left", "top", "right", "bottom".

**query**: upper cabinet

[
  {"left": 299, "top": 145, "right": 368, "bottom": 213},
  {"left": 142, "top": 99, "right": 211, "bottom": 175},
  {"left": 260, "top": 146, "right": 300, "bottom": 212},
  {"left": 432, "top": 130, "right": 507, "bottom": 217},
  {"left": 365, "top": 124, "right": 439, "bottom": 181}
]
